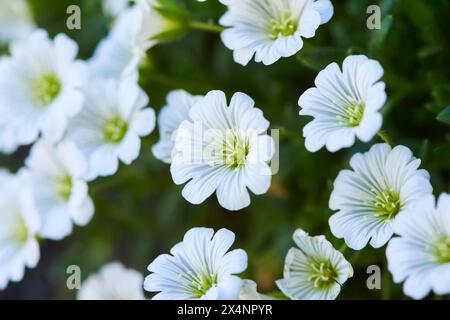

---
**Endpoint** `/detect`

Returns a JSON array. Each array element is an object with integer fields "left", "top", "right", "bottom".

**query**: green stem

[
  {"left": 377, "top": 130, "right": 394, "bottom": 147},
  {"left": 189, "top": 21, "right": 225, "bottom": 33},
  {"left": 338, "top": 242, "right": 348, "bottom": 254}
]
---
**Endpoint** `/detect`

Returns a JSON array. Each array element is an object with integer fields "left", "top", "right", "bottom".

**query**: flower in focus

[
  {"left": 0, "top": 170, "right": 40, "bottom": 290},
  {"left": 77, "top": 262, "right": 145, "bottom": 300},
  {"left": 329, "top": 143, "right": 433, "bottom": 250},
  {"left": 276, "top": 228, "right": 353, "bottom": 300},
  {"left": 0, "top": 29, "right": 85, "bottom": 146},
  {"left": 0, "top": 0, "right": 35, "bottom": 45},
  {"left": 386, "top": 194, "right": 450, "bottom": 300},
  {"left": 220, "top": 0, "right": 333, "bottom": 66},
  {"left": 66, "top": 77, "right": 155, "bottom": 181},
  {"left": 152, "top": 90, "right": 203, "bottom": 163},
  {"left": 144, "top": 227, "right": 247, "bottom": 300},
  {"left": 299, "top": 55, "right": 386, "bottom": 152},
  {"left": 24, "top": 139, "right": 94, "bottom": 240},
  {"left": 170, "top": 90, "right": 274, "bottom": 211}
]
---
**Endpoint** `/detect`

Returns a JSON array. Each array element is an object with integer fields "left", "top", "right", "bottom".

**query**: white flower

[
  {"left": 0, "top": 0, "right": 35, "bottom": 45},
  {"left": 299, "top": 55, "right": 386, "bottom": 152},
  {"left": 77, "top": 262, "right": 145, "bottom": 300},
  {"left": 238, "top": 280, "right": 271, "bottom": 300},
  {"left": 152, "top": 90, "right": 203, "bottom": 163},
  {"left": 0, "top": 170, "right": 40, "bottom": 290},
  {"left": 386, "top": 194, "right": 450, "bottom": 300},
  {"left": 66, "top": 77, "right": 155, "bottom": 181},
  {"left": 0, "top": 29, "right": 85, "bottom": 146},
  {"left": 220, "top": 0, "right": 333, "bottom": 66},
  {"left": 24, "top": 139, "right": 94, "bottom": 240},
  {"left": 89, "top": 7, "right": 144, "bottom": 79},
  {"left": 170, "top": 90, "right": 274, "bottom": 211},
  {"left": 144, "top": 227, "right": 247, "bottom": 300},
  {"left": 329, "top": 143, "right": 433, "bottom": 250},
  {"left": 276, "top": 229, "right": 353, "bottom": 300},
  {"left": 102, "top": 0, "right": 130, "bottom": 17}
]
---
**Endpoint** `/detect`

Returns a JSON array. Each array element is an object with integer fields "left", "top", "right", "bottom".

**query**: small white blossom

[
  {"left": 77, "top": 262, "right": 145, "bottom": 300},
  {"left": 220, "top": 0, "right": 333, "bottom": 66},
  {"left": 25, "top": 139, "right": 94, "bottom": 240},
  {"left": 329, "top": 143, "right": 433, "bottom": 250},
  {"left": 0, "top": 170, "right": 40, "bottom": 290},
  {"left": 152, "top": 90, "right": 203, "bottom": 163},
  {"left": 0, "top": 0, "right": 35, "bottom": 45},
  {"left": 0, "top": 29, "right": 85, "bottom": 146},
  {"left": 387, "top": 194, "right": 450, "bottom": 300},
  {"left": 66, "top": 77, "right": 155, "bottom": 181},
  {"left": 276, "top": 229, "right": 353, "bottom": 300},
  {"left": 102, "top": 0, "right": 130, "bottom": 17},
  {"left": 170, "top": 90, "right": 274, "bottom": 211},
  {"left": 299, "top": 55, "right": 386, "bottom": 152},
  {"left": 144, "top": 227, "right": 247, "bottom": 300}
]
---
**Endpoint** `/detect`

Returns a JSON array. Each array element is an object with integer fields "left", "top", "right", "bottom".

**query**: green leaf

[
  {"left": 369, "top": 15, "right": 393, "bottom": 56},
  {"left": 437, "top": 106, "right": 450, "bottom": 125}
]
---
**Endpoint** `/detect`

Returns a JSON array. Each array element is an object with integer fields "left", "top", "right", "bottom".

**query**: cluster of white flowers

[{"left": 1, "top": 0, "right": 447, "bottom": 301}]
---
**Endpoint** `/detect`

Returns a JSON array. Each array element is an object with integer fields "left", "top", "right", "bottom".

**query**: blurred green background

[{"left": 0, "top": 0, "right": 449, "bottom": 299}]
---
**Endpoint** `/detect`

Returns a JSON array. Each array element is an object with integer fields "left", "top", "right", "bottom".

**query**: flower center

[
  {"left": 269, "top": 15, "right": 298, "bottom": 40},
  {"left": 184, "top": 272, "right": 218, "bottom": 299},
  {"left": 57, "top": 175, "right": 72, "bottom": 201},
  {"left": 343, "top": 102, "right": 365, "bottom": 127},
  {"left": 103, "top": 117, "right": 128, "bottom": 143},
  {"left": 308, "top": 260, "right": 339, "bottom": 289},
  {"left": 373, "top": 189, "right": 401, "bottom": 221},
  {"left": 221, "top": 135, "right": 249, "bottom": 169},
  {"left": 435, "top": 237, "right": 450, "bottom": 264},
  {"left": 13, "top": 217, "right": 29, "bottom": 244},
  {"left": 32, "top": 73, "right": 61, "bottom": 106}
]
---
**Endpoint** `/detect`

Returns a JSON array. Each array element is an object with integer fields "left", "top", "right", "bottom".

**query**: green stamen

[
  {"left": 183, "top": 271, "right": 218, "bottom": 298},
  {"left": 57, "top": 175, "right": 72, "bottom": 201},
  {"left": 103, "top": 117, "right": 128, "bottom": 143},
  {"left": 32, "top": 73, "right": 61, "bottom": 106},
  {"left": 221, "top": 135, "right": 249, "bottom": 169},
  {"left": 269, "top": 15, "right": 298, "bottom": 40},
  {"left": 435, "top": 237, "right": 450, "bottom": 264},
  {"left": 373, "top": 188, "right": 401, "bottom": 221},
  {"left": 308, "top": 260, "right": 339, "bottom": 289}
]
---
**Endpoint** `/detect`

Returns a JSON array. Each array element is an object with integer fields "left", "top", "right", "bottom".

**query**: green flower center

[
  {"left": 308, "top": 260, "right": 339, "bottom": 289},
  {"left": 269, "top": 15, "right": 298, "bottom": 40},
  {"left": 435, "top": 237, "right": 450, "bottom": 264},
  {"left": 373, "top": 189, "right": 401, "bottom": 221},
  {"left": 344, "top": 102, "right": 365, "bottom": 127},
  {"left": 13, "top": 217, "right": 29, "bottom": 244},
  {"left": 103, "top": 117, "right": 128, "bottom": 143},
  {"left": 184, "top": 272, "right": 218, "bottom": 299},
  {"left": 57, "top": 175, "right": 72, "bottom": 201},
  {"left": 221, "top": 135, "right": 249, "bottom": 169},
  {"left": 32, "top": 73, "right": 61, "bottom": 106}
]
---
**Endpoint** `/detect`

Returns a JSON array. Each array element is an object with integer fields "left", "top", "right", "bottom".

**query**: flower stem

[
  {"left": 338, "top": 242, "right": 348, "bottom": 254},
  {"left": 189, "top": 21, "right": 225, "bottom": 33},
  {"left": 377, "top": 130, "right": 394, "bottom": 146}
]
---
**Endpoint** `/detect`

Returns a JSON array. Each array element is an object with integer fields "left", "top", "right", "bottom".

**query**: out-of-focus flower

[
  {"left": 0, "top": 29, "right": 85, "bottom": 146},
  {"left": 66, "top": 77, "right": 155, "bottom": 181},
  {"left": 238, "top": 280, "right": 272, "bottom": 300},
  {"left": 102, "top": 0, "right": 130, "bottom": 18},
  {"left": 0, "top": 0, "right": 35, "bottom": 45},
  {"left": 25, "top": 139, "right": 94, "bottom": 240},
  {"left": 220, "top": 0, "right": 333, "bottom": 66},
  {"left": 77, "top": 262, "right": 145, "bottom": 300},
  {"left": 387, "top": 194, "right": 450, "bottom": 300},
  {"left": 329, "top": 143, "right": 433, "bottom": 250},
  {"left": 170, "top": 90, "right": 274, "bottom": 211},
  {"left": 299, "top": 55, "right": 386, "bottom": 152},
  {"left": 144, "top": 227, "right": 247, "bottom": 300},
  {"left": 276, "top": 228, "right": 353, "bottom": 300},
  {"left": 0, "top": 170, "right": 40, "bottom": 290},
  {"left": 152, "top": 90, "right": 203, "bottom": 163}
]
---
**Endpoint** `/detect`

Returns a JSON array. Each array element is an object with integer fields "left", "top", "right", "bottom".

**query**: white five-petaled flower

[
  {"left": 299, "top": 55, "right": 386, "bottom": 152},
  {"left": 152, "top": 90, "right": 203, "bottom": 163},
  {"left": 276, "top": 228, "right": 353, "bottom": 300},
  {"left": 170, "top": 90, "right": 274, "bottom": 211},
  {"left": 220, "top": 0, "right": 333, "bottom": 66},
  {"left": 77, "top": 262, "right": 145, "bottom": 300},
  {"left": 329, "top": 143, "right": 433, "bottom": 250},
  {"left": 0, "top": 170, "right": 40, "bottom": 290},
  {"left": 0, "top": 0, "right": 35, "bottom": 45},
  {"left": 0, "top": 29, "right": 86, "bottom": 146},
  {"left": 25, "top": 139, "right": 94, "bottom": 240},
  {"left": 386, "top": 194, "right": 450, "bottom": 300},
  {"left": 65, "top": 77, "right": 155, "bottom": 181},
  {"left": 144, "top": 227, "right": 248, "bottom": 300}
]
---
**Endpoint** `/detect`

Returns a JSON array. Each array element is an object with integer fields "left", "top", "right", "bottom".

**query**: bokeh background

[{"left": 0, "top": 0, "right": 449, "bottom": 299}]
